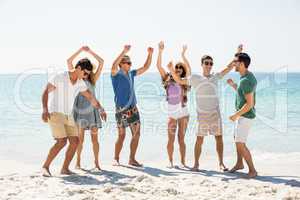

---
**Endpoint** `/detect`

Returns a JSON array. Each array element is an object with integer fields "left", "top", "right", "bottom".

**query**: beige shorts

[
  {"left": 48, "top": 112, "right": 78, "bottom": 139},
  {"left": 197, "top": 109, "right": 222, "bottom": 137}
]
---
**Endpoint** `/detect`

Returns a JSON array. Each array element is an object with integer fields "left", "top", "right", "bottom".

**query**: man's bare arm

[
  {"left": 111, "top": 45, "right": 131, "bottom": 76},
  {"left": 137, "top": 47, "right": 154, "bottom": 76},
  {"left": 41, "top": 83, "right": 56, "bottom": 122},
  {"left": 227, "top": 79, "right": 237, "bottom": 91},
  {"left": 230, "top": 92, "right": 254, "bottom": 121}
]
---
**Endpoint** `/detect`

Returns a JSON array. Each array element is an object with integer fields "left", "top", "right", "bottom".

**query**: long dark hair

[{"left": 175, "top": 62, "right": 187, "bottom": 78}]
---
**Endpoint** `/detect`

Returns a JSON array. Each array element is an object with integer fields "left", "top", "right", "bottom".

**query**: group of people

[{"left": 41, "top": 42, "right": 258, "bottom": 179}]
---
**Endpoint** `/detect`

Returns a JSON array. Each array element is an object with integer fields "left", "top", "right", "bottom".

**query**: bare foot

[
  {"left": 75, "top": 165, "right": 82, "bottom": 170},
  {"left": 219, "top": 163, "right": 229, "bottom": 172},
  {"left": 42, "top": 167, "right": 52, "bottom": 177},
  {"left": 167, "top": 161, "right": 174, "bottom": 169},
  {"left": 246, "top": 171, "right": 258, "bottom": 179},
  {"left": 179, "top": 163, "right": 189, "bottom": 169},
  {"left": 112, "top": 159, "right": 121, "bottom": 166},
  {"left": 229, "top": 164, "right": 244, "bottom": 173},
  {"left": 191, "top": 164, "right": 200, "bottom": 172},
  {"left": 129, "top": 160, "right": 143, "bottom": 167},
  {"left": 95, "top": 165, "right": 102, "bottom": 171},
  {"left": 61, "top": 169, "right": 76, "bottom": 175}
]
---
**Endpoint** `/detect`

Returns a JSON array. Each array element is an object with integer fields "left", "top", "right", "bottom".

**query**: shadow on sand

[
  {"left": 60, "top": 169, "right": 135, "bottom": 186},
  {"left": 60, "top": 165, "right": 300, "bottom": 188}
]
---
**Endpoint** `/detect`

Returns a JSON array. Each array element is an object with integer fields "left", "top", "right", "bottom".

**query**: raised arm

[
  {"left": 67, "top": 46, "right": 87, "bottom": 71},
  {"left": 136, "top": 47, "right": 154, "bottom": 76},
  {"left": 181, "top": 45, "right": 191, "bottom": 77},
  {"left": 227, "top": 79, "right": 237, "bottom": 91},
  {"left": 86, "top": 47, "right": 104, "bottom": 81},
  {"left": 156, "top": 41, "right": 167, "bottom": 79},
  {"left": 219, "top": 44, "right": 244, "bottom": 78},
  {"left": 167, "top": 61, "right": 188, "bottom": 85},
  {"left": 41, "top": 83, "right": 56, "bottom": 122},
  {"left": 111, "top": 45, "right": 131, "bottom": 76}
]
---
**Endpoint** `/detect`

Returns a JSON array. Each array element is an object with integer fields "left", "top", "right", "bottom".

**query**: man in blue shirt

[{"left": 111, "top": 44, "right": 153, "bottom": 167}]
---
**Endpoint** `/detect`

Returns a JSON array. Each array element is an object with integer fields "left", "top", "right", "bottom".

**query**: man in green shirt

[{"left": 227, "top": 52, "right": 257, "bottom": 178}]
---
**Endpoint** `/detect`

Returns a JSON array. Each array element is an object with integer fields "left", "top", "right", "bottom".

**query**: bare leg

[
  {"left": 128, "top": 123, "right": 142, "bottom": 167},
  {"left": 193, "top": 136, "right": 204, "bottom": 171},
  {"left": 91, "top": 127, "right": 101, "bottom": 170},
  {"left": 42, "top": 138, "right": 67, "bottom": 176},
  {"left": 241, "top": 143, "right": 257, "bottom": 178},
  {"left": 215, "top": 135, "right": 228, "bottom": 171},
  {"left": 167, "top": 118, "right": 177, "bottom": 168},
  {"left": 114, "top": 127, "right": 126, "bottom": 165},
  {"left": 178, "top": 116, "right": 189, "bottom": 167},
  {"left": 61, "top": 136, "right": 79, "bottom": 174},
  {"left": 75, "top": 128, "right": 85, "bottom": 169},
  {"left": 229, "top": 142, "right": 244, "bottom": 173}
]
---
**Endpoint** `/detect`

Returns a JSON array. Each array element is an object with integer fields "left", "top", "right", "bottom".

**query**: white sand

[{"left": 1, "top": 154, "right": 300, "bottom": 200}]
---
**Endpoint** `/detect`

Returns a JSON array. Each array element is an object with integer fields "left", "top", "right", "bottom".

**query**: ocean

[{"left": 0, "top": 71, "right": 299, "bottom": 166}]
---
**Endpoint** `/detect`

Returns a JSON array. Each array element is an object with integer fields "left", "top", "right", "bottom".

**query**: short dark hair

[
  {"left": 235, "top": 53, "right": 251, "bottom": 68},
  {"left": 201, "top": 55, "right": 213, "bottom": 64},
  {"left": 75, "top": 58, "right": 93, "bottom": 71}
]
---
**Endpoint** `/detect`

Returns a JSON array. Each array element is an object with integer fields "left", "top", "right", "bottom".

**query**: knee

[
  {"left": 70, "top": 137, "right": 79, "bottom": 146},
  {"left": 236, "top": 142, "right": 245, "bottom": 150},
  {"left": 56, "top": 138, "right": 67, "bottom": 148},
  {"left": 118, "top": 134, "right": 126, "bottom": 143},
  {"left": 178, "top": 137, "right": 185, "bottom": 146},
  {"left": 215, "top": 136, "right": 223, "bottom": 144},
  {"left": 92, "top": 139, "right": 99, "bottom": 146},
  {"left": 196, "top": 137, "right": 204, "bottom": 146},
  {"left": 168, "top": 138, "right": 175, "bottom": 145},
  {"left": 132, "top": 132, "right": 140, "bottom": 140}
]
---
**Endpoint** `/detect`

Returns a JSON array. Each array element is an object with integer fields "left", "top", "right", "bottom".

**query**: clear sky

[{"left": 0, "top": 0, "right": 299, "bottom": 73}]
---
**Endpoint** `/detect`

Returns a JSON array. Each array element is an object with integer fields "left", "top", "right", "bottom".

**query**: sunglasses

[
  {"left": 175, "top": 65, "right": 184, "bottom": 70},
  {"left": 122, "top": 61, "right": 132, "bottom": 65},
  {"left": 204, "top": 61, "right": 213, "bottom": 66}
]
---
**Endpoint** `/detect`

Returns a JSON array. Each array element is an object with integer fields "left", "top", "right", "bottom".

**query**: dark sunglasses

[
  {"left": 122, "top": 61, "right": 132, "bottom": 65},
  {"left": 204, "top": 61, "right": 213, "bottom": 66},
  {"left": 175, "top": 65, "right": 184, "bottom": 70}
]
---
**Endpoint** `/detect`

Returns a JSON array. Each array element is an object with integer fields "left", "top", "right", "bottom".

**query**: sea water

[{"left": 0, "top": 71, "right": 299, "bottom": 166}]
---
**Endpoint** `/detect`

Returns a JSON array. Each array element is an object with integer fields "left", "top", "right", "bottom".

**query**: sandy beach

[{"left": 1, "top": 153, "right": 300, "bottom": 200}]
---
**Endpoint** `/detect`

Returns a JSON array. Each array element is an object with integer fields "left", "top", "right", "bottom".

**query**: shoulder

[
  {"left": 49, "top": 72, "right": 64, "bottom": 83},
  {"left": 130, "top": 69, "right": 137, "bottom": 76},
  {"left": 111, "top": 70, "right": 121, "bottom": 78}
]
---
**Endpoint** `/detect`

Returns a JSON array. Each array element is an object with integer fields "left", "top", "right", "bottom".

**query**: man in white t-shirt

[
  {"left": 167, "top": 45, "right": 243, "bottom": 172},
  {"left": 41, "top": 59, "right": 106, "bottom": 177}
]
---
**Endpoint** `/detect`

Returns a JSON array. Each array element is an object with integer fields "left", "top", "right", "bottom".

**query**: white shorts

[
  {"left": 168, "top": 104, "right": 189, "bottom": 120},
  {"left": 234, "top": 116, "right": 253, "bottom": 143}
]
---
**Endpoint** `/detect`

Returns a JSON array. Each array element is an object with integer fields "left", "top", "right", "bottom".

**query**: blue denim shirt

[{"left": 111, "top": 69, "right": 137, "bottom": 108}]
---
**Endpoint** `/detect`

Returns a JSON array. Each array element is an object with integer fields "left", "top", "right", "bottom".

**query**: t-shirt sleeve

[
  {"left": 77, "top": 80, "right": 88, "bottom": 92},
  {"left": 130, "top": 70, "right": 137, "bottom": 77},
  {"left": 187, "top": 75, "right": 198, "bottom": 87},
  {"left": 240, "top": 79, "right": 254, "bottom": 94},
  {"left": 214, "top": 72, "right": 223, "bottom": 80},
  {"left": 48, "top": 74, "right": 59, "bottom": 87}
]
